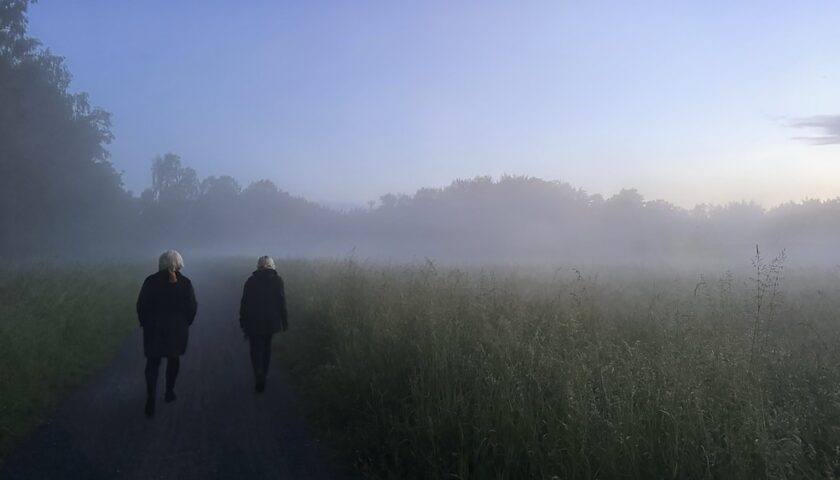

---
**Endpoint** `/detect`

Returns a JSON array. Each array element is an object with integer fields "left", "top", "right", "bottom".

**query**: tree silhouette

[
  {"left": 150, "top": 153, "right": 199, "bottom": 204},
  {"left": 0, "top": 0, "right": 128, "bottom": 257}
]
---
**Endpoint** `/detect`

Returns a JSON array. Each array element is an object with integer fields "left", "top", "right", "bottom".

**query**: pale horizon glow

[{"left": 28, "top": 1, "right": 840, "bottom": 209}]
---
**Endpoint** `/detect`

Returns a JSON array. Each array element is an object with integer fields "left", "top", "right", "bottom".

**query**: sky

[{"left": 28, "top": 0, "right": 840, "bottom": 208}]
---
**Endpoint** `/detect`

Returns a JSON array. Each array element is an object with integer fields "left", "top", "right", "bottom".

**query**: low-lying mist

[
  {"left": 7, "top": 152, "right": 840, "bottom": 271},
  {"left": 2, "top": 2, "right": 838, "bottom": 273}
]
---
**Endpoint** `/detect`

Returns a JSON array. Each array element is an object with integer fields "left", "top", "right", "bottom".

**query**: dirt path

[{"left": 1, "top": 268, "right": 353, "bottom": 479}]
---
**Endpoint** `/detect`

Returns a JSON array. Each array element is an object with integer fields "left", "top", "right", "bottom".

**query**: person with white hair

[
  {"left": 136, "top": 250, "right": 197, "bottom": 416},
  {"left": 239, "top": 255, "right": 288, "bottom": 393}
]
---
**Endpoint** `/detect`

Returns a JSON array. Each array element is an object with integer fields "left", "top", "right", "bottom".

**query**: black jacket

[
  {"left": 240, "top": 269, "right": 288, "bottom": 336},
  {"left": 136, "top": 270, "right": 197, "bottom": 358}
]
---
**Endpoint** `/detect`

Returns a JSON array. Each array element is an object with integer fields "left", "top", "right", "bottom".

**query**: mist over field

[
  {"left": 4, "top": 146, "right": 840, "bottom": 270},
  {"left": 2, "top": 2, "right": 839, "bottom": 270},
  {"left": 2, "top": 99, "right": 838, "bottom": 268}
]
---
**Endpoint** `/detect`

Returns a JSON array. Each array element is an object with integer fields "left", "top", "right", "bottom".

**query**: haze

[
  {"left": 7, "top": 3, "right": 840, "bottom": 478},
  {"left": 28, "top": 1, "right": 840, "bottom": 209},
  {"left": 2, "top": 1, "right": 840, "bottom": 268}
]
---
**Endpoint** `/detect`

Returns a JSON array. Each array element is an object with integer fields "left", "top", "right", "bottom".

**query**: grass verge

[{"left": 0, "top": 265, "right": 142, "bottom": 458}]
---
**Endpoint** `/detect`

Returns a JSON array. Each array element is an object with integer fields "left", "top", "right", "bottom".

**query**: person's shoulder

[
  {"left": 178, "top": 273, "right": 193, "bottom": 285},
  {"left": 143, "top": 271, "right": 161, "bottom": 283}
]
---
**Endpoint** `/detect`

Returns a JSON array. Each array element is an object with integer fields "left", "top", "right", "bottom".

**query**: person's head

[
  {"left": 158, "top": 250, "right": 185, "bottom": 272},
  {"left": 256, "top": 256, "right": 275, "bottom": 271}
]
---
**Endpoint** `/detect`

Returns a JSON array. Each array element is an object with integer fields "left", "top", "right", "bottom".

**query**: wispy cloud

[{"left": 789, "top": 115, "right": 840, "bottom": 145}]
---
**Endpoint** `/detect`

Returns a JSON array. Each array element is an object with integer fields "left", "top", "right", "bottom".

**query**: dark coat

[
  {"left": 136, "top": 270, "right": 197, "bottom": 358},
  {"left": 240, "top": 269, "right": 288, "bottom": 336}
]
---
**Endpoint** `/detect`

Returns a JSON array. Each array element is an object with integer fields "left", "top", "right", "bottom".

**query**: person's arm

[
  {"left": 136, "top": 278, "right": 151, "bottom": 327},
  {"left": 185, "top": 279, "right": 198, "bottom": 326},
  {"left": 276, "top": 277, "right": 288, "bottom": 331},
  {"left": 239, "top": 278, "right": 251, "bottom": 331}
]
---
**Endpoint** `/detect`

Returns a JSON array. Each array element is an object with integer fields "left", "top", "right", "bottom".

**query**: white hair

[
  {"left": 256, "top": 255, "right": 275, "bottom": 270},
  {"left": 158, "top": 250, "right": 184, "bottom": 272}
]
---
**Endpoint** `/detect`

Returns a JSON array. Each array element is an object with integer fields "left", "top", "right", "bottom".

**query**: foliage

[
  {"left": 0, "top": 0, "right": 130, "bottom": 258},
  {"left": 149, "top": 153, "right": 199, "bottom": 204}
]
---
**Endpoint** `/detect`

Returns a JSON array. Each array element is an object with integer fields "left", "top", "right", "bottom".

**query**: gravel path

[{"left": 1, "top": 268, "right": 353, "bottom": 480}]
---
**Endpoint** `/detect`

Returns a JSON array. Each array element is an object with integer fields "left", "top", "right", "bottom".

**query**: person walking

[
  {"left": 239, "top": 256, "right": 288, "bottom": 393},
  {"left": 136, "top": 250, "right": 197, "bottom": 416}
]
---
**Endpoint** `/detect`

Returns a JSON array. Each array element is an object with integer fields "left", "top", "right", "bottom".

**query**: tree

[
  {"left": 150, "top": 153, "right": 199, "bottom": 204},
  {"left": 243, "top": 179, "right": 279, "bottom": 197},
  {"left": 200, "top": 175, "right": 241, "bottom": 200},
  {"left": 0, "top": 0, "right": 129, "bottom": 256}
]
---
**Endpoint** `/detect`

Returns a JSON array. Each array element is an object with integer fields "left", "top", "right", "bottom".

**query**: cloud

[{"left": 789, "top": 115, "right": 840, "bottom": 145}]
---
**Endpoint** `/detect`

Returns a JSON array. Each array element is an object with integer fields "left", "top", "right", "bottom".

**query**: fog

[{"left": 2, "top": 2, "right": 839, "bottom": 272}]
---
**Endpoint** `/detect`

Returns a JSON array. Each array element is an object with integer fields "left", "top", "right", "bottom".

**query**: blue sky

[{"left": 28, "top": 0, "right": 840, "bottom": 207}]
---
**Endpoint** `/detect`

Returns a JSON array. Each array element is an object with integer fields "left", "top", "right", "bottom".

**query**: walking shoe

[{"left": 164, "top": 389, "right": 177, "bottom": 403}]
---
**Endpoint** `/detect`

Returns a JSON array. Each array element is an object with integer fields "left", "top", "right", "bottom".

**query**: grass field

[
  {"left": 2, "top": 257, "right": 839, "bottom": 478},
  {"left": 0, "top": 265, "right": 142, "bottom": 458},
  {"left": 273, "top": 255, "right": 840, "bottom": 479}
]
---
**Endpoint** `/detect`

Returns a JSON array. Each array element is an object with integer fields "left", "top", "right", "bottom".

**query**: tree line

[{"left": 2, "top": 1, "right": 838, "bottom": 266}]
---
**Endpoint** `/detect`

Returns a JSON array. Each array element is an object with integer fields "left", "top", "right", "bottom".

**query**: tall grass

[
  {"left": 3, "top": 258, "right": 835, "bottom": 477},
  {"left": 277, "top": 257, "right": 840, "bottom": 479},
  {"left": 0, "top": 265, "right": 142, "bottom": 457}
]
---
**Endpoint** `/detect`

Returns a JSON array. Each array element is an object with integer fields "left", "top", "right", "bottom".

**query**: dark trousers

[
  {"left": 248, "top": 334, "right": 273, "bottom": 379},
  {"left": 145, "top": 356, "right": 180, "bottom": 396}
]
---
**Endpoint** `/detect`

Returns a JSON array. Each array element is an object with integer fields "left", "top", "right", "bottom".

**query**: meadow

[
  {"left": 0, "top": 265, "right": 142, "bottom": 457},
  {"left": 2, "top": 256, "right": 839, "bottom": 478},
  {"left": 275, "top": 253, "right": 840, "bottom": 479}
]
